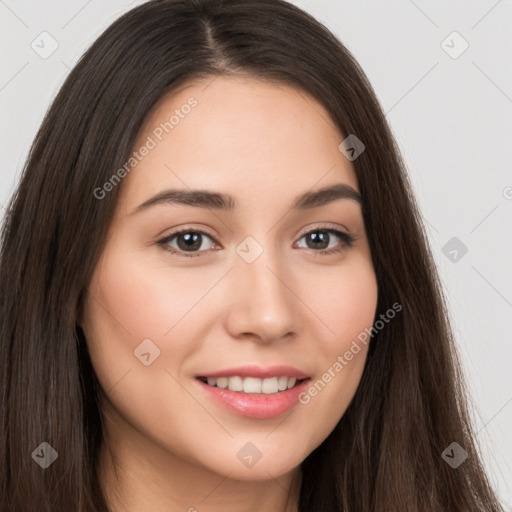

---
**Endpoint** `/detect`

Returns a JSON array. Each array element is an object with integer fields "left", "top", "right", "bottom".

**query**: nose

[{"left": 224, "top": 246, "right": 300, "bottom": 344}]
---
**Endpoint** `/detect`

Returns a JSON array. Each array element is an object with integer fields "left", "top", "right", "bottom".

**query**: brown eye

[
  {"left": 158, "top": 230, "right": 216, "bottom": 257},
  {"left": 296, "top": 228, "right": 355, "bottom": 254}
]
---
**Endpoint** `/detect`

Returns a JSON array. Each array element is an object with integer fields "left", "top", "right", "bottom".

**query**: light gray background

[{"left": 1, "top": 0, "right": 511, "bottom": 506}]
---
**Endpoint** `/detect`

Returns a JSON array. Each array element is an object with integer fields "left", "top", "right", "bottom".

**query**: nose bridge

[{"left": 226, "top": 236, "right": 299, "bottom": 342}]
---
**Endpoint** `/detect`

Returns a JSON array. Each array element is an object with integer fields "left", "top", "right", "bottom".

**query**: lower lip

[{"left": 196, "top": 378, "right": 311, "bottom": 419}]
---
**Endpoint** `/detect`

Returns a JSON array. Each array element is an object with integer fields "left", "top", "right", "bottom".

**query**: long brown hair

[{"left": 0, "top": 0, "right": 504, "bottom": 510}]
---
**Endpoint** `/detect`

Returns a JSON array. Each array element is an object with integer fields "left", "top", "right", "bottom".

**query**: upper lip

[{"left": 197, "top": 365, "right": 310, "bottom": 380}]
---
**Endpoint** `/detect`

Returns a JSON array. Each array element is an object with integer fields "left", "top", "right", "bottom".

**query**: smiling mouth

[{"left": 197, "top": 376, "right": 309, "bottom": 395}]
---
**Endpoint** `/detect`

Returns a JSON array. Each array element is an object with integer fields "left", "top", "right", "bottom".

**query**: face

[{"left": 81, "top": 76, "right": 378, "bottom": 481}]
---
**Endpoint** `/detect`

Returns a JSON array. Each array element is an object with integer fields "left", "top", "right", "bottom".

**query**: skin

[{"left": 80, "top": 76, "right": 378, "bottom": 512}]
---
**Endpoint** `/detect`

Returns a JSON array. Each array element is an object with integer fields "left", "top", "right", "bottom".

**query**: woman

[{"left": 0, "top": 0, "right": 505, "bottom": 510}]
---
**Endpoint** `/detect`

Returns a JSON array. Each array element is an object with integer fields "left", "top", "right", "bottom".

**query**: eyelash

[{"left": 157, "top": 225, "right": 356, "bottom": 259}]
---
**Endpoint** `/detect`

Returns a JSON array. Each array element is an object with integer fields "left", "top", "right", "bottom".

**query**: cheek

[
  {"left": 80, "top": 246, "right": 210, "bottom": 446},
  {"left": 306, "top": 255, "right": 378, "bottom": 352},
  {"left": 81, "top": 244, "right": 211, "bottom": 397},
  {"left": 326, "top": 259, "right": 378, "bottom": 382},
  {"left": 84, "top": 244, "right": 215, "bottom": 345},
  {"left": 294, "top": 256, "right": 378, "bottom": 433}
]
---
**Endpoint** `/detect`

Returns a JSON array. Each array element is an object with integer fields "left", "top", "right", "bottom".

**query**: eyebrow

[{"left": 132, "top": 183, "right": 362, "bottom": 215}]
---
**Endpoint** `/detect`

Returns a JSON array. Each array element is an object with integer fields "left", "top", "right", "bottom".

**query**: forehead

[{"left": 118, "top": 76, "right": 359, "bottom": 213}]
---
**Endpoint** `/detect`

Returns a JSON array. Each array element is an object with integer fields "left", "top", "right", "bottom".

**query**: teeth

[
  {"left": 244, "top": 377, "right": 262, "bottom": 393},
  {"left": 203, "top": 376, "right": 302, "bottom": 394},
  {"left": 261, "top": 377, "right": 278, "bottom": 394},
  {"left": 228, "top": 376, "right": 243, "bottom": 391},
  {"left": 216, "top": 377, "right": 228, "bottom": 389},
  {"left": 278, "top": 376, "right": 288, "bottom": 391}
]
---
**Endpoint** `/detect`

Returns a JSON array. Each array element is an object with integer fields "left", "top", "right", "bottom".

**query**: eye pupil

[
  {"left": 178, "top": 232, "right": 202, "bottom": 251},
  {"left": 307, "top": 231, "right": 329, "bottom": 250}
]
